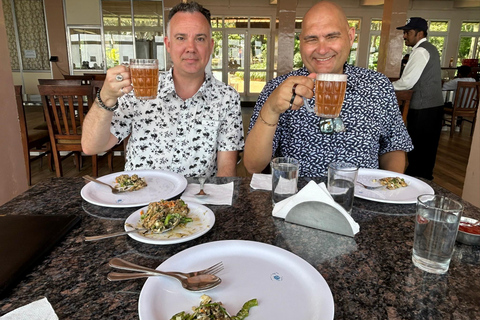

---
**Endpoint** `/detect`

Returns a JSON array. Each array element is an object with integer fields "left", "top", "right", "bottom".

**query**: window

[
  {"left": 458, "top": 21, "right": 480, "bottom": 66},
  {"left": 368, "top": 19, "right": 382, "bottom": 70},
  {"left": 68, "top": 27, "right": 103, "bottom": 71},
  {"left": 348, "top": 19, "right": 361, "bottom": 66},
  {"left": 101, "top": 0, "right": 165, "bottom": 70},
  {"left": 428, "top": 20, "right": 449, "bottom": 65}
]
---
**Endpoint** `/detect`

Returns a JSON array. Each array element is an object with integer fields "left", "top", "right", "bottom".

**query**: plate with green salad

[
  {"left": 124, "top": 200, "right": 215, "bottom": 245},
  {"left": 138, "top": 240, "right": 334, "bottom": 319}
]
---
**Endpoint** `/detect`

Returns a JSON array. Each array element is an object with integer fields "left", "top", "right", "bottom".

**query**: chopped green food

[
  {"left": 170, "top": 294, "right": 258, "bottom": 320},
  {"left": 141, "top": 199, "right": 192, "bottom": 233},
  {"left": 114, "top": 174, "right": 147, "bottom": 191},
  {"left": 373, "top": 177, "right": 408, "bottom": 190}
]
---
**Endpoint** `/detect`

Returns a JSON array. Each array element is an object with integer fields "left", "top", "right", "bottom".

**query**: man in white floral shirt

[{"left": 82, "top": 2, "right": 244, "bottom": 177}]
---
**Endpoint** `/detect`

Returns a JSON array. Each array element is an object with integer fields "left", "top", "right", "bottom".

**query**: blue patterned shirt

[{"left": 249, "top": 64, "right": 413, "bottom": 177}]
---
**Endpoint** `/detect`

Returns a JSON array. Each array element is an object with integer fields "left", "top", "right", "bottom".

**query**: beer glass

[
  {"left": 304, "top": 73, "right": 347, "bottom": 134},
  {"left": 129, "top": 59, "right": 159, "bottom": 100}
]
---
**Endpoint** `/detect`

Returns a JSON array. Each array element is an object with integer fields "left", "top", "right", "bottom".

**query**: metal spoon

[
  {"left": 195, "top": 177, "right": 209, "bottom": 197},
  {"left": 84, "top": 226, "right": 173, "bottom": 241},
  {"left": 83, "top": 175, "right": 122, "bottom": 194},
  {"left": 108, "top": 258, "right": 221, "bottom": 291}
]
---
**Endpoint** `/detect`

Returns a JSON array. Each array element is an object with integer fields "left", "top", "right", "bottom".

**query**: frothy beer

[
  {"left": 314, "top": 73, "right": 347, "bottom": 118},
  {"left": 129, "top": 59, "right": 159, "bottom": 100}
]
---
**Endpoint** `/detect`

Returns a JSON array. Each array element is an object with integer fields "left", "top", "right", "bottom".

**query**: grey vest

[{"left": 410, "top": 41, "right": 444, "bottom": 110}]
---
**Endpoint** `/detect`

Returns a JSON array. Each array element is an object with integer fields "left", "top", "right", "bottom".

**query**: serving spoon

[{"left": 108, "top": 258, "right": 221, "bottom": 291}]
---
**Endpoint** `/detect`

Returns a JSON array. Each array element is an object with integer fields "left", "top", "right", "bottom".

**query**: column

[{"left": 276, "top": 0, "right": 296, "bottom": 76}]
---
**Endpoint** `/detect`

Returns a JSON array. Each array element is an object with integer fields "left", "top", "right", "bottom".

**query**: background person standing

[{"left": 392, "top": 17, "right": 444, "bottom": 180}]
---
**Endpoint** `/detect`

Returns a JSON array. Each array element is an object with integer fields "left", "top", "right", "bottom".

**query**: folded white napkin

[
  {"left": 272, "top": 181, "right": 359, "bottom": 235},
  {"left": 181, "top": 182, "right": 234, "bottom": 205},
  {"left": 250, "top": 173, "right": 272, "bottom": 190},
  {"left": 0, "top": 297, "right": 58, "bottom": 320}
]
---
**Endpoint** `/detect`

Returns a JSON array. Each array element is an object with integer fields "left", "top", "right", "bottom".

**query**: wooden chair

[
  {"left": 444, "top": 81, "right": 480, "bottom": 138},
  {"left": 63, "top": 74, "right": 94, "bottom": 81},
  {"left": 38, "top": 84, "right": 101, "bottom": 177},
  {"left": 38, "top": 79, "right": 91, "bottom": 86},
  {"left": 15, "top": 85, "right": 51, "bottom": 185},
  {"left": 395, "top": 90, "right": 414, "bottom": 123}
]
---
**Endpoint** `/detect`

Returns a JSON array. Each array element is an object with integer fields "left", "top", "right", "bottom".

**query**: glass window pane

[
  {"left": 69, "top": 28, "right": 103, "bottom": 70},
  {"left": 458, "top": 36, "right": 475, "bottom": 65},
  {"left": 429, "top": 36, "right": 445, "bottom": 60},
  {"left": 212, "top": 31, "right": 223, "bottom": 70},
  {"left": 370, "top": 20, "right": 382, "bottom": 31},
  {"left": 369, "top": 35, "right": 381, "bottom": 70},
  {"left": 430, "top": 21, "right": 448, "bottom": 32},
  {"left": 250, "top": 34, "right": 267, "bottom": 70},
  {"left": 225, "top": 17, "right": 248, "bottom": 28},
  {"left": 348, "top": 19, "right": 360, "bottom": 31},
  {"left": 104, "top": 31, "right": 134, "bottom": 68},
  {"left": 250, "top": 72, "right": 266, "bottom": 93},
  {"left": 250, "top": 17, "right": 270, "bottom": 29},
  {"left": 348, "top": 34, "right": 359, "bottom": 66},
  {"left": 294, "top": 32, "right": 302, "bottom": 69},
  {"left": 295, "top": 19, "right": 302, "bottom": 29},
  {"left": 211, "top": 17, "right": 222, "bottom": 28},
  {"left": 229, "top": 71, "right": 244, "bottom": 93},
  {"left": 461, "top": 22, "right": 479, "bottom": 33}
]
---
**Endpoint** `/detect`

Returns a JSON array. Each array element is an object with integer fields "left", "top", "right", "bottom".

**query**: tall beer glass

[
  {"left": 305, "top": 73, "right": 347, "bottom": 133},
  {"left": 129, "top": 59, "right": 159, "bottom": 100}
]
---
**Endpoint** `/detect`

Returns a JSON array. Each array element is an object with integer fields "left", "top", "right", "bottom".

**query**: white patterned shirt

[{"left": 111, "top": 69, "right": 244, "bottom": 177}]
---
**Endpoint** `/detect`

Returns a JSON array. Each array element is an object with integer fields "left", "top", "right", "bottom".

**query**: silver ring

[
  {"left": 115, "top": 74, "right": 124, "bottom": 82},
  {"left": 288, "top": 93, "right": 296, "bottom": 110}
]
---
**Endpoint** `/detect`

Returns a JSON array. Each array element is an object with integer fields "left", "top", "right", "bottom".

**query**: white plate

[
  {"left": 80, "top": 170, "right": 187, "bottom": 208},
  {"left": 138, "top": 240, "right": 334, "bottom": 320},
  {"left": 354, "top": 168, "right": 434, "bottom": 204},
  {"left": 124, "top": 202, "right": 215, "bottom": 245}
]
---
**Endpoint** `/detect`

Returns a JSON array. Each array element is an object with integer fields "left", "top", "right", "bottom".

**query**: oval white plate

[
  {"left": 138, "top": 240, "right": 334, "bottom": 320},
  {"left": 354, "top": 168, "right": 434, "bottom": 204},
  {"left": 80, "top": 170, "right": 187, "bottom": 208},
  {"left": 124, "top": 202, "right": 215, "bottom": 245}
]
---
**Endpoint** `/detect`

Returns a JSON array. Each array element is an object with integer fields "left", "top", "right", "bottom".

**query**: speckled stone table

[{"left": 0, "top": 177, "right": 479, "bottom": 319}]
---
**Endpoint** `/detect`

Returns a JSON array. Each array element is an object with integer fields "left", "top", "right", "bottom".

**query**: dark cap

[{"left": 396, "top": 17, "right": 428, "bottom": 31}]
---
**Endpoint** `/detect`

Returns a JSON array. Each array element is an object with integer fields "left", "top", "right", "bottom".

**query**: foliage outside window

[
  {"left": 427, "top": 20, "right": 449, "bottom": 65},
  {"left": 368, "top": 19, "right": 382, "bottom": 70},
  {"left": 348, "top": 19, "right": 360, "bottom": 66},
  {"left": 458, "top": 21, "right": 480, "bottom": 66}
]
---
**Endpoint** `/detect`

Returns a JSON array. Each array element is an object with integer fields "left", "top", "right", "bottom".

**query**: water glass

[
  {"left": 270, "top": 157, "right": 299, "bottom": 205},
  {"left": 327, "top": 162, "right": 358, "bottom": 214},
  {"left": 412, "top": 194, "right": 463, "bottom": 274},
  {"left": 129, "top": 59, "right": 159, "bottom": 100}
]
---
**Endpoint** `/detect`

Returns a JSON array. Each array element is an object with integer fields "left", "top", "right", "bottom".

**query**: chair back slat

[{"left": 453, "top": 81, "right": 479, "bottom": 110}]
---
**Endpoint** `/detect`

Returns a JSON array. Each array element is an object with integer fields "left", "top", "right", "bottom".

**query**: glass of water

[
  {"left": 412, "top": 194, "right": 463, "bottom": 274},
  {"left": 327, "top": 162, "right": 358, "bottom": 214},
  {"left": 270, "top": 157, "right": 299, "bottom": 205}
]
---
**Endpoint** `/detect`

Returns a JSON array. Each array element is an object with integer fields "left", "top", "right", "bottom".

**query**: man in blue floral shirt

[{"left": 244, "top": 1, "right": 413, "bottom": 177}]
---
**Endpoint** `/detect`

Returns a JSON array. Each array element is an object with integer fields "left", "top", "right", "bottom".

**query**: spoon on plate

[
  {"left": 195, "top": 177, "right": 209, "bottom": 197},
  {"left": 83, "top": 175, "right": 123, "bottom": 194},
  {"left": 84, "top": 226, "right": 174, "bottom": 241}
]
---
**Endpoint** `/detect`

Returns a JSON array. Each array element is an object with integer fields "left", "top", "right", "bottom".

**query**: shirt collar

[
  {"left": 161, "top": 68, "right": 210, "bottom": 99},
  {"left": 412, "top": 37, "right": 427, "bottom": 50}
]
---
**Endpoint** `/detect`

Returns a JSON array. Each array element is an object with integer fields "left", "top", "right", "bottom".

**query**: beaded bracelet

[
  {"left": 95, "top": 89, "right": 119, "bottom": 112},
  {"left": 258, "top": 109, "right": 278, "bottom": 127}
]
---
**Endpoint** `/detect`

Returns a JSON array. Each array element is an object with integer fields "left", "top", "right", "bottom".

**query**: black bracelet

[{"left": 95, "top": 89, "right": 118, "bottom": 112}]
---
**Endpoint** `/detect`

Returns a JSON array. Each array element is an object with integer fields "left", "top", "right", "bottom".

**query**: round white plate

[
  {"left": 138, "top": 240, "right": 334, "bottom": 320},
  {"left": 80, "top": 170, "right": 187, "bottom": 208},
  {"left": 354, "top": 168, "right": 434, "bottom": 204},
  {"left": 124, "top": 202, "right": 215, "bottom": 245}
]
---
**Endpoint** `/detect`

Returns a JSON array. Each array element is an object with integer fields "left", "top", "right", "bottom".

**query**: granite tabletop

[{"left": 0, "top": 176, "right": 479, "bottom": 319}]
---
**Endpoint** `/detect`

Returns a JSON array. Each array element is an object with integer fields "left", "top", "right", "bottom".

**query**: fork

[
  {"left": 356, "top": 181, "right": 385, "bottom": 190},
  {"left": 109, "top": 258, "right": 223, "bottom": 278},
  {"left": 83, "top": 175, "right": 122, "bottom": 194}
]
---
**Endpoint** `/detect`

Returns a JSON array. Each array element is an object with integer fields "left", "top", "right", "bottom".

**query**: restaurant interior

[{"left": 1, "top": 0, "right": 480, "bottom": 319}]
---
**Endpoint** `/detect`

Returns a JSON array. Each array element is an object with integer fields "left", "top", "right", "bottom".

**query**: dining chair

[
  {"left": 38, "top": 79, "right": 91, "bottom": 86},
  {"left": 443, "top": 81, "right": 480, "bottom": 138},
  {"left": 63, "top": 74, "right": 94, "bottom": 81},
  {"left": 15, "top": 85, "right": 52, "bottom": 185},
  {"left": 394, "top": 90, "right": 414, "bottom": 123},
  {"left": 38, "top": 84, "right": 103, "bottom": 177}
]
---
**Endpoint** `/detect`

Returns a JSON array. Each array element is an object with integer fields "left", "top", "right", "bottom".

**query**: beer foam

[
  {"left": 130, "top": 65, "right": 158, "bottom": 69},
  {"left": 316, "top": 73, "right": 347, "bottom": 81}
]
